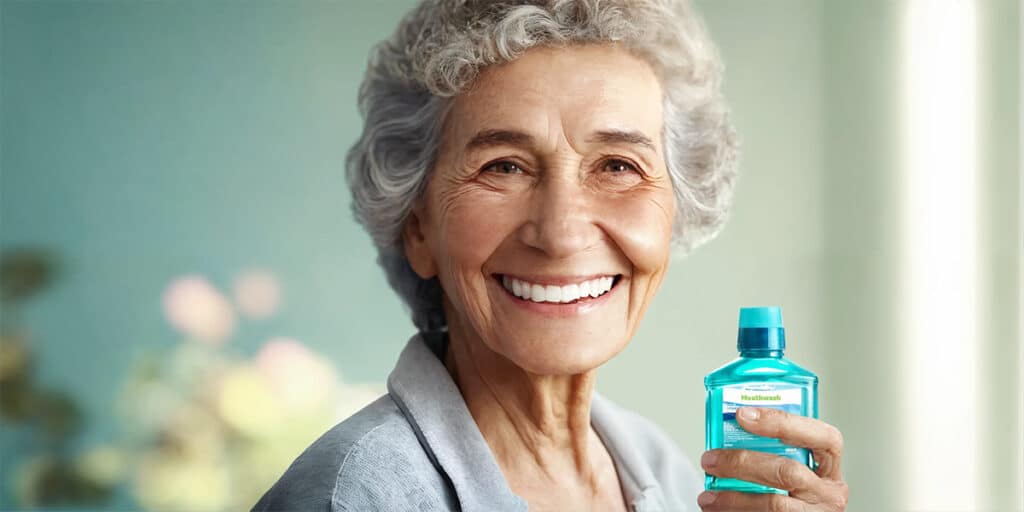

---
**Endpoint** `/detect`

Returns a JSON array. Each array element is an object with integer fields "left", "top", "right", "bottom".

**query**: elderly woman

[{"left": 255, "top": 1, "right": 848, "bottom": 511}]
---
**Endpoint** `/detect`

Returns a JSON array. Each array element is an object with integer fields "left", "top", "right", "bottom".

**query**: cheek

[
  {"left": 430, "top": 188, "right": 523, "bottom": 286},
  {"left": 597, "top": 188, "right": 675, "bottom": 274}
]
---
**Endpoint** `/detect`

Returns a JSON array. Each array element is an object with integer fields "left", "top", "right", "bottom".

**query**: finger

[
  {"left": 701, "top": 449, "right": 826, "bottom": 499},
  {"left": 697, "top": 490, "right": 813, "bottom": 512},
  {"left": 734, "top": 407, "right": 842, "bottom": 453},
  {"left": 735, "top": 407, "right": 844, "bottom": 479}
]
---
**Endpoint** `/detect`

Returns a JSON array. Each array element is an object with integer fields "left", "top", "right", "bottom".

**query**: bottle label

[{"left": 722, "top": 386, "right": 808, "bottom": 462}]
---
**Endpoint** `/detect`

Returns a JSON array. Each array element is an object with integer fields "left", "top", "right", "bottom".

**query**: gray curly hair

[{"left": 345, "top": 0, "right": 739, "bottom": 333}]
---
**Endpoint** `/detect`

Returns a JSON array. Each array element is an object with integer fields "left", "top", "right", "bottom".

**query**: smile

[{"left": 494, "top": 274, "right": 622, "bottom": 304}]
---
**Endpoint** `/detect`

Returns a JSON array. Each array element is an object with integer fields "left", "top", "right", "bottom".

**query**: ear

[{"left": 403, "top": 203, "right": 438, "bottom": 279}]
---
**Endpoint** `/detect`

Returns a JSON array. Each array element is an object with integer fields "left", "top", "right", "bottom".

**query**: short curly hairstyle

[{"left": 345, "top": 0, "right": 739, "bottom": 333}]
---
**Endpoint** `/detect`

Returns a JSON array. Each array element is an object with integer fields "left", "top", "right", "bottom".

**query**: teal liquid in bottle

[{"left": 704, "top": 306, "right": 818, "bottom": 494}]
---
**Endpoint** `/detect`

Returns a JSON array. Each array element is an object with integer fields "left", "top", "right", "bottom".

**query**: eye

[
  {"left": 482, "top": 160, "right": 525, "bottom": 175},
  {"left": 603, "top": 158, "right": 640, "bottom": 174}
]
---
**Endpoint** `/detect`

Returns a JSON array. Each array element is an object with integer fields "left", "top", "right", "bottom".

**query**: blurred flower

[
  {"left": 215, "top": 364, "right": 283, "bottom": 439},
  {"left": 256, "top": 337, "right": 338, "bottom": 413},
  {"left": 233, "top": 269, "right": 280, "bottom": 319},
  {"left": 74, "top": 444, "right": 127, "bottom": 486},
  {"left": 134, "top": 450, "right": 231, "bottom": 512},
  {"left": 116, "top": 378, "right": 185, "bottom": 439},
  {"left": 114, "top": 268, "right": 388, "bottom": 510},
  {"left": 163, "top": 402, "right": 225, "bottom": 461},
  {"left": 161, "top": 275, "right": 235, "bottom": 344},
  {"left": 166, "top": 338, "right": 224, "bottom": 391}
]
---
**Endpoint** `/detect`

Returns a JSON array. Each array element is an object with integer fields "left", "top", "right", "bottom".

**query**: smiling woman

[
  {"left": 402, "top": 45, "right": 677, "bottom": 378},
  {"left": 251, "top": 1, "right": 849, "bottom": 511}
]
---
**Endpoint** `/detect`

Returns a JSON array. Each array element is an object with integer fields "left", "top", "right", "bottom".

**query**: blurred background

[{"left": 0, "top": 0, "right": 1019, "bottom": 511}]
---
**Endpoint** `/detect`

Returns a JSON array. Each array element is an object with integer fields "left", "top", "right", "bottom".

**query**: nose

[{"left": 518, "top": 173, "right": 602, "bottom": 259}]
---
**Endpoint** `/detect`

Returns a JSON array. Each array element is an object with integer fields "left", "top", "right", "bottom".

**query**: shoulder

[
  {"left": 251, "top": 394, "right": 453, "bottom": 512},
  {"left": 599, "top": 396, "right": 703, "bottom": 508}
]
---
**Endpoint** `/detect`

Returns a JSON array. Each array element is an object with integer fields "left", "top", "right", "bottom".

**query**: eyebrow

[
  {"left": 587, "top": 129, "right": 658, "bottom": 153},
  {"left": 464, "top": 128, "right": 657, "bottom": 154}
]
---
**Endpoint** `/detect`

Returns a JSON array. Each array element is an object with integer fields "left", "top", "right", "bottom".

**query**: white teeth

[
  {"left": 500, "top": 275, "right": 617, "bottom": 303},
  {"left": 562, "top": 284, "right": 579, "bottom": 303},
  {"left": 531, "top": 284, "right": 545, "bottom": 302}
]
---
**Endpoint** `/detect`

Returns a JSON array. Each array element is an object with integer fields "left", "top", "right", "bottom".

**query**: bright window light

[{"left": 902, "top": 0, "right": 979, "bottom": 510}]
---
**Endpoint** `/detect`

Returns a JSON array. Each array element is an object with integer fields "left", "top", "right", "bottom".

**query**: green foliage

[
  {"left": 0, "top": 248, "right": 114, "bottom": 508},
  {"left": 0, "top": 249, "right": 56, "bottom": 304}
]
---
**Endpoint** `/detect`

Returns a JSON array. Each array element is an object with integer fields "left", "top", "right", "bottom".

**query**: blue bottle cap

[
  {"left": 737, "top": 306, "right": 786, "bottom": 352},
  {"left": 739, "top": 306, "right": 784, "bottom": 328}
]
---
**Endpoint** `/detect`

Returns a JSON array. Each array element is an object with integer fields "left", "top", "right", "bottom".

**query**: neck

[{"left": 442, "top": 314, "right": 605, "bottom": 491}]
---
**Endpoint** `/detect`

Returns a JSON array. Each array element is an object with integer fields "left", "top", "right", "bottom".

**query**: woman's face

[{"left": 405, "top": 44, "right": 676, "bottom": 375}]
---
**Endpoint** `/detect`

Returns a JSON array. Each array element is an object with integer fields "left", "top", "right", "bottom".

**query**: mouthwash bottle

[{"left": 704, "top": 306, "right": 818, "bottom": 494}]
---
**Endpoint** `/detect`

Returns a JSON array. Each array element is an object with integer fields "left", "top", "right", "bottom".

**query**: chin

[{"left": 490, "top": 330, "right": 629, "bottom": 376}]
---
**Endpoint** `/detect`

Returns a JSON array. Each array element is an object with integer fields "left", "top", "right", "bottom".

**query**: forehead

[{"left": 444, "top": 45, "right": 665, "bottom": 147}]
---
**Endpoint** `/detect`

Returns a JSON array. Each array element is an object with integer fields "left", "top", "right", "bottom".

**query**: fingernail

[
  {"left": 701, "top": 451, "right": 719, "bottom": 468},
  {"left": 698, "top": 492, "right": 717, "bottom": 506},
  {"left": 739, "top": 407, "right": 760, "bottom": 421}
]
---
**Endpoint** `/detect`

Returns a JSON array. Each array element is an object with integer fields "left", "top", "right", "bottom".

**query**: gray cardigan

[{"left": 252, "top": 332, "right": 701, "bottom": 511}]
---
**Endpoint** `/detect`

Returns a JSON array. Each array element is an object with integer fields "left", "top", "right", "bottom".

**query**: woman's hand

[{"left": 698, "top": 406, "right": 849, "bottom": 511}]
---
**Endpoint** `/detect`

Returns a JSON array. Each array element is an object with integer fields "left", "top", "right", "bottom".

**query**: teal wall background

[{"left": 1, "top": 1, "right": 1020, "bottom": 510}]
